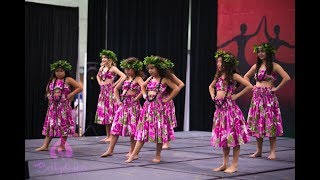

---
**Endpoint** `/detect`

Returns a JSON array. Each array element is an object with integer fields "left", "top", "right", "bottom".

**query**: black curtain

[
  {"left": 87, "top": 0, "right": 107, "bottom": 62},
  {"left": 85, "top": 0, "right": 108, "bottom": 136},
  {"left": 190, "top": 0, "right": 217, "bottom": 131},
  {"left": 25, "top": 2, "right": 79, "bottom": 139},
  {"left": 106, "top": 0, "right": 189, "bottom": 131}
]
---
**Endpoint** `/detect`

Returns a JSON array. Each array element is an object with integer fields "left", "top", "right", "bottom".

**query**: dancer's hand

[
  {"left": 231, "top": 94, "right": 238, "bottom": 101},
  {"left": 162, "top": 98, "right": 169, "bottom": 103},
  {"left": 211, "top": 94, "right": 215, "bottom": 101},
  {"left": 67, "top": 94, "right": 74, "bottom": 101}
]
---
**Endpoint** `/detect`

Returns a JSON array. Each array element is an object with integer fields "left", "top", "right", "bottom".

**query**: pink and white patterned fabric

[
  {"left": 211, "top": 77, "right": 250, "bottom": 148},
  {"left": 163, "top": 93, "right": 177, "bottom": 128},
  {"left": 135, "top": 80, "right": 175, "bottom": 143},
  {"left": 95, "top": 83, "right": 118, "bottom": 125},
  {"left": 111, "top": 81, "right": 141, "bottom": 137},
  {"left": 247, "top": 86, "right": 283, "bottom": 138},
  {"left": 42, "top": 79, "right": 75, "bottom": 137}
]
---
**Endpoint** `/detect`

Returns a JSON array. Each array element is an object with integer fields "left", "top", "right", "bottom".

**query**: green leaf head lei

[
  {"left": 214, "top": 50, "right": 239, "bottom": 66},
  {"left": 253, "top": 43, "right": 276, "bottom": 56},
  {"left": 120, "top": 57, "right": 144, "bottom": 71},
  {"left": 99, "top": 49, "right": 118, "bottom": 62},
  {"left": 50, "top": 60, "right": 72, "bottom": 71},
  {"left": 143, "top": 55, "right": 175, "bottom": 69}
]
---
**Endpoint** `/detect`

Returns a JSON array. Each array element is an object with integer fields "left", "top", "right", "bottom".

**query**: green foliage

[
  {"left": 143, "top": 55, "right": 175, "bottom": 69},
  {"left": 214, "top": 50, "right": 239, "bottom": 66},
  {"left": 50, "top": 60, "right": 72, "bottom": 71},
  {"left": 99, "top": 49, "right": 118, "bottom": 62},
  {"left": 253, "top": 43, "right": 276, "bottom": 55},
  {"left": 120, "top": 59, "right": 143, "bottom": 71}
]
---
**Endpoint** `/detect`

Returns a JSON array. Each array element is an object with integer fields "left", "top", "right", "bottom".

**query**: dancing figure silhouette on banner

[
  {"left": 218, "top": 16, "right": 264, "bottom": 72},
  {"left": 264, "top": 18, "right": 295, "bottom": 78}
]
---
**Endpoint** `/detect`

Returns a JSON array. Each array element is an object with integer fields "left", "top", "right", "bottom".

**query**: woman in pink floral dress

[
  {"left": 36, "top": 60, "right": 83, "bottom": 152},
  {"left": 95, "top": 49, "right": 126, "bottom": 142},
  {"left": 244, "top": 43, "right": 290, "bottom": 160},
  {"left": 125, "top": 55, "right": 179, "bottom": 163},
  {"left": 100, "top": 57, "right": 145, "bottom": 157},
  {"left": 209, "top": 50, "right": 252, "bottom": 173}
]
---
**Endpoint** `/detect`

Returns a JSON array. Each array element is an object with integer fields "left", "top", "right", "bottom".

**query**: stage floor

[{"left": 25, "top": 131, "right": 295, "bottom": 179}]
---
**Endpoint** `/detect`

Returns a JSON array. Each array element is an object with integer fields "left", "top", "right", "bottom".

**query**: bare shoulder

[
  {"left": 232, "top": 73, "right": 242, "bottom": 79},
  {"left": 272, "top": 62, "right": 281, "bottom": 68},
  {"left": 251, "top": 64, "right": 257, "bottom": 70},
  {"left": 135, "top": 76, "right": 143, "bottom": 82},
  {"left": 162, "top": 77, "right": 171, "bottom": 84},
  {"left": 66, "top": 77, "right": 76, "bottom": 83},
  {"left": 272, "top": 62, "right": 283, "bottom": 71},
  {"left": 162, "top": 77, "right": 169, "bottom": 82},
  {"left": 66, "top": 76, "right": 74, "bottom": 80},
  {"left": 110, "top": 65, "right": 117, "bottom": 71}
]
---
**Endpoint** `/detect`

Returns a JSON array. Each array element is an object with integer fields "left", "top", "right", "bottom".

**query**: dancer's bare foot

[
  {"left": 162, "top": 143, "right": 170, "bottom": 149},
  {"left": 35, "top": 146, "right": 48, "bottom": 151},
  {"left": 57, "top": 146, "right": 66, "bottom": 151},
  {"left": 125, "top": 152, "right": 131, "bottom": 158},
  {"left": 212, "top": 164, "right": 227, "bottom": 171},
  {"left": 224, "top": 165, "right": 238, "bottom": 173},
  {"left": 152, "top": 158, "right": 161, "bottom": 163},
  {"left": 100, "top": 151, "right": 113, "bottom": 157},
  {"left": 124, "top": 155, "right": 139, "bottom": 163},
  {"left": 104, "top": 137, "right": 112, "bottom": 142},
  {"left": 99, "top": 137, "right": 108, "bottom": 143},
  {"left": 152, "top": 155, "right": 161, "bottom": 163},
  {"left": 267, "top": 152, "right": 276, "bottom": 160},
  {"left": 249, "top": 151, "right": 262, "bottom": 158}
]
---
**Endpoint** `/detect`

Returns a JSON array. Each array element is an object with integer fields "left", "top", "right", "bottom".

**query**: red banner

[{"left": 217, "top": 0, "right": 295, "bottom": 106}]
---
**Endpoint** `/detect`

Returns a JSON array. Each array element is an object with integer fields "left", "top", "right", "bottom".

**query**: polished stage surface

[{"left": 25, "top": 131, "right": 295, "bottom": 179}]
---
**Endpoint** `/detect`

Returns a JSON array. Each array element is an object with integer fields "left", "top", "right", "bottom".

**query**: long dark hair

[
  {"left": 214, "top": 55, "right": 240, "bottom": 87},
  {"left": 255, "top": 52, "right": 273, "bottom": 76},
  {"left": 254, "top": 43, "right": 275, "bottom": 75},
  {"left": 163, "top": 69, "right": 177, "bottom": 94},
  {"left": 154, "top": 57, "right": 175, "bottom": 94}
]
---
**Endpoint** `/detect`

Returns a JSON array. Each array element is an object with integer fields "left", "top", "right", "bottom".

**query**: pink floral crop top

[
  {"left": 215, "top": 76, "right": 237, "bottom": 94},
  {"left": 47, "top": 78, "right": 71, "bottom": 102},
  {"left": 122, "top": 81, "right": 141, "bottom": 93},
  {"left": 145, "top": 78, "right": 167, "bottom": 102},
  {"left": 254, "top": 69, "right": 277, "bottom": 82},
  {"left": 98, "top": 68, "right": 115, "bottom": 81},
  {"left": 147, "top": 80, "right": 167, "bottom": 93}
]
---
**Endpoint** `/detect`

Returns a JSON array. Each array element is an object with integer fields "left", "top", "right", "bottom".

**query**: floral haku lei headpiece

[
  {"left": 50, "top": 60, "right": 72, "bottom": 71},
  {"left": 163, "top": 58, "right": 174, "bottom": 69},
  {"left": 253, "top": 43, "right": 276, "bottom": 56},
  {"left": 214, "top": 50, "right": 239, "bottom": 66},
  {"left": 143, "top": 55, "right": 175, "bottom": 69},
  {"left": 99, "top": 49, "right": 118, "bottom": 62},
  {"left": 120, "top": 58, "right": 144, "bottom": 71}
]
